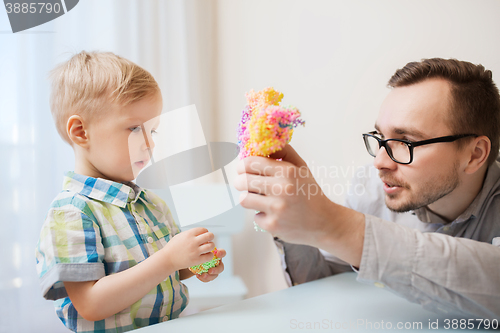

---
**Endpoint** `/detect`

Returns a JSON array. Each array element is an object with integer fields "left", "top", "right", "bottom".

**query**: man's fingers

[
  {"left": 239, "top": 192, "right": 269, "bottom": 212},
  {"left": 269, "top": 144, "right": 308, "bottom": 168},
  {"left": 254, "top": 211, "right": 274, "bottom": 234},
  {"left": 234, "top": 174, "right": 271, "bottom": 194},
  {"left": 236, "top": 156, "right": 292, "bottom": 176}
]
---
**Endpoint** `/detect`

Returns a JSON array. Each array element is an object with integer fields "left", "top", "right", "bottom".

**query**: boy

[{"left": 35, "top": 51, "right": 226, "bottom": 332}]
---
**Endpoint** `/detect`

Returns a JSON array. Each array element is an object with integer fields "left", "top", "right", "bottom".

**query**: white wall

[{"left": 214, "top": 0, "right": 500, "bottom": 296}]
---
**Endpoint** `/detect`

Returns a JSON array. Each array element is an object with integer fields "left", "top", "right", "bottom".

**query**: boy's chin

[{"left": 109, "top": 169, "right": 138, "bottom": 183}]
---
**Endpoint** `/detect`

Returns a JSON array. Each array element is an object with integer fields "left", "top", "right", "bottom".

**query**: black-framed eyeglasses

[{"left": 362, "top": 131, "right": 478, "bottom": 164}]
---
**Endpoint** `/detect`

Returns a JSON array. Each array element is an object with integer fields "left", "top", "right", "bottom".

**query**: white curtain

[{"left": 0, "top": 1, "right": 215, "bottom": 332}]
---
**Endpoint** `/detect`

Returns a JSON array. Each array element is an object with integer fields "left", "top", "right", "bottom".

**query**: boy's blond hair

[{"left": 49, "top": 51, "right": 160, "bottom": 144}]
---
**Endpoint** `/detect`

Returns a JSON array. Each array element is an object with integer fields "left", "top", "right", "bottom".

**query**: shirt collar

[
  {"left": 413, "top": 158, "right": 500, "bottom": 225},
  {"left": 63, "top": 171, "right": 149, "bottom": 208}
]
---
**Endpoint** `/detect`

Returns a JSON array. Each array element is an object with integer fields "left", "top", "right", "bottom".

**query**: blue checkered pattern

[{"left": 36, "top": 171, "right": 188, "bottom": 332}]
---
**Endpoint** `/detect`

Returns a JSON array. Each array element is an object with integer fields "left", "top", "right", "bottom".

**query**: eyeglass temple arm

[{"left": 411, "top": 134, "right": 477, "bottom": 147}]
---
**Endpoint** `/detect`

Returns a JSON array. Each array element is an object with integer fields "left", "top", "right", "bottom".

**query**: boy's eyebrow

[
  {"left": 374, "top": 123, "right": 427, "bottom": 140},
  {"left": 126, "top": 118, "right": 161, "bottom": 128}
]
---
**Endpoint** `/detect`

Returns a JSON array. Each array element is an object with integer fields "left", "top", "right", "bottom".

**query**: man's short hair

[
  {"left": 49, "top": 51, "right": 160, "bottom": 144},
  {"left": 388, "top": 58, "right": 500, "bottom": 166}
]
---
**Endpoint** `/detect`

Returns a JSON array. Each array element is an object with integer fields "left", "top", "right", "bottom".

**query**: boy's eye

[
  {"left": 151, "top": 129, "right": 158, "bottom": 136},
  {"left": 130, "top": 127, "right": 142, "bottom": 133}
]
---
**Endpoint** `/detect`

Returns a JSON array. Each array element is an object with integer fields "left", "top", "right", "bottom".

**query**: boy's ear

[{"left": 67, "top": 115, "right": 89, "bottom": 148}]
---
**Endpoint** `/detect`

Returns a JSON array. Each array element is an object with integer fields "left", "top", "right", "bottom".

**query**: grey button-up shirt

[{"left": 276, "top": 157, "right": 500, "bottom": 319}]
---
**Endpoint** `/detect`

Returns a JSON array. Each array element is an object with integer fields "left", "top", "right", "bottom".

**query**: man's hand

[{"left": 233, "top": 144, "right": 365, "bottom": 266}]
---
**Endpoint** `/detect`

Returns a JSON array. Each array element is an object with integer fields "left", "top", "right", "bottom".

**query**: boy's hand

[
  {"left": 163, "top": 227, "right": 215, "bottom": 271},
  {"left": 196, "top": 248, "right": 226, "bottom": 283}
]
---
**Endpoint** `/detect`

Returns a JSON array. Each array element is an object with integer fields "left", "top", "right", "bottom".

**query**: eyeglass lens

[{"left": 365, "top": 135, "right": 411, "bottom": 164}]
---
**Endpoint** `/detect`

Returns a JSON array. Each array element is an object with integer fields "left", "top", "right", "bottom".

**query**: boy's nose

[
  {"left": 146, "top": 134, "right": 155, "bottom": 150},
  {"left": 140, "top": 127, "right": 155, "bottom": 151}
]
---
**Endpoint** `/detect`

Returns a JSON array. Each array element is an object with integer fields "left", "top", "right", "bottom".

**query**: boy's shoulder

[
  {"left": 48, "top": 171, "right": 132, "bottom": 218},
  {"left": 47, "top": 188, "right": 101, "bottom": 223}
]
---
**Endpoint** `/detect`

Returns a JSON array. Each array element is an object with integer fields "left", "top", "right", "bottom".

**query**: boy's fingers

[
  {"left": 199, "top": 242, "right": 215, "bottom": 254},
  {"left": 202, "top": 251, "right": 213, "bottom": 260},
  {"left": 196, "top": 273, "right": 215, "bottom": 282},
  {"left": 208, "top": 261, "right": 224, "bottom": 275},
  {"left": 190, "top": 227, "right": 209, "bottom": 236},
  {"left": 215, "top": 248, "right": 226, "bottom": 259},
  {"left": 196, "top": 231, "right": 214, "bottom": 244}
]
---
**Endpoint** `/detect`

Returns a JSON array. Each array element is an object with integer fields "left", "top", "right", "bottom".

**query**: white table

[{"left": 137, "top": 272, "right": 485, "bottom": 332}]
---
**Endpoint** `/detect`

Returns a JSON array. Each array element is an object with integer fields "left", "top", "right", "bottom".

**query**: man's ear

[
  {"left": 464, "top": 135, "right": 491, "bottom": 174},
  {"left": 67, "top": 115, "right": 89, "bottom": 148}
]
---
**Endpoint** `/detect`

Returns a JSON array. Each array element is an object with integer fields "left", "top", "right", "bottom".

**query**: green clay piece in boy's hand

[{"left": 189, "top": 248, "right": 221, "bottom": 275}]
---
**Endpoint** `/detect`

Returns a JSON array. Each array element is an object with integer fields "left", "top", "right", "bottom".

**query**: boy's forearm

[
  {"left": 65, "top": 249, "right": 177, "bottom": 321},
  {"left": 179, "top": 268, "right": 194, "bottom": 280}
]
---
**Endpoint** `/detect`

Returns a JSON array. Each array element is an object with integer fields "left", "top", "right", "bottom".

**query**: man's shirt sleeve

[
  {"left": 357, "top": 214, "right": 500, "bottom": 319},
  {"left": 35, "top": 202, "right": 105, "bottom": 300}
]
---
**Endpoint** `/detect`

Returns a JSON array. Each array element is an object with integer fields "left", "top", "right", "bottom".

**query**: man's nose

[{"left": 373, "top": 146, "right": 397, "bottom": 170}]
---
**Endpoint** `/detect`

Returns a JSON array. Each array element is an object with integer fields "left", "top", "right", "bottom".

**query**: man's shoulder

[{"left": 479, "top": 158, "right": 500, "bottom": 209}]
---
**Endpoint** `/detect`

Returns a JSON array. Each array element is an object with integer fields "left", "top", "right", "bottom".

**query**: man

[{"left": 234, "top": 58, "right": 500, "bottom": 319}]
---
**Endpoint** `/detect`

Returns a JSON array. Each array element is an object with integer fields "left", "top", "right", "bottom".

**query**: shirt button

[
  {"left": 443, "top": 226, "right": 450, "bottom": 232},
  {"left": 374, "top": 282, "right": 385, "bottom": 288},
  {"left": 147, "top": 237, "right": 154, "bottom": 244},
  {"left": 163, "top": 317, "right": 168, "bottom": 322}
]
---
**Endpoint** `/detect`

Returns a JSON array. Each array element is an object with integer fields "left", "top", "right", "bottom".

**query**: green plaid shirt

[{"left": 36, "top": 171, "right": 188, "bottom": 332}]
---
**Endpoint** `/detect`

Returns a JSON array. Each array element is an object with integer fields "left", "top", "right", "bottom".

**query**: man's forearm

[
  {"left": 310, "top": 203, "right": 366, "bottom": 268},
  {"left": 358, "top": 215, "right": 500, "bottom": 319}
]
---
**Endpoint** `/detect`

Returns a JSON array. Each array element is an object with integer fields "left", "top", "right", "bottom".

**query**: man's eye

[
  {"left": 130, "top": 127, "right": 142, "bottom": 133},
  {"left": 151, "top": 129, "right": 158, "bottom": 136}
]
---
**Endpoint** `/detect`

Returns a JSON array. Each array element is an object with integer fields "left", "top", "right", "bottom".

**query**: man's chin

[{"left": 385, "top": 196, "right": 418, "bottom": 213}]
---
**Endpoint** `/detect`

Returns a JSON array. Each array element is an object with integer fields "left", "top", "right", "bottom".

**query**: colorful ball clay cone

[{"left": 237, "top": 87, "right": 305, "bottom": 232}]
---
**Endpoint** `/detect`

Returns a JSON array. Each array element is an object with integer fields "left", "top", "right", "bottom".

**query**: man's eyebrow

[
  {"left": 393, "top": 127, "right": 427, "bottom": 140},
  {"left": 373, "top": 124, "right": 427, "bottom": 140}
]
